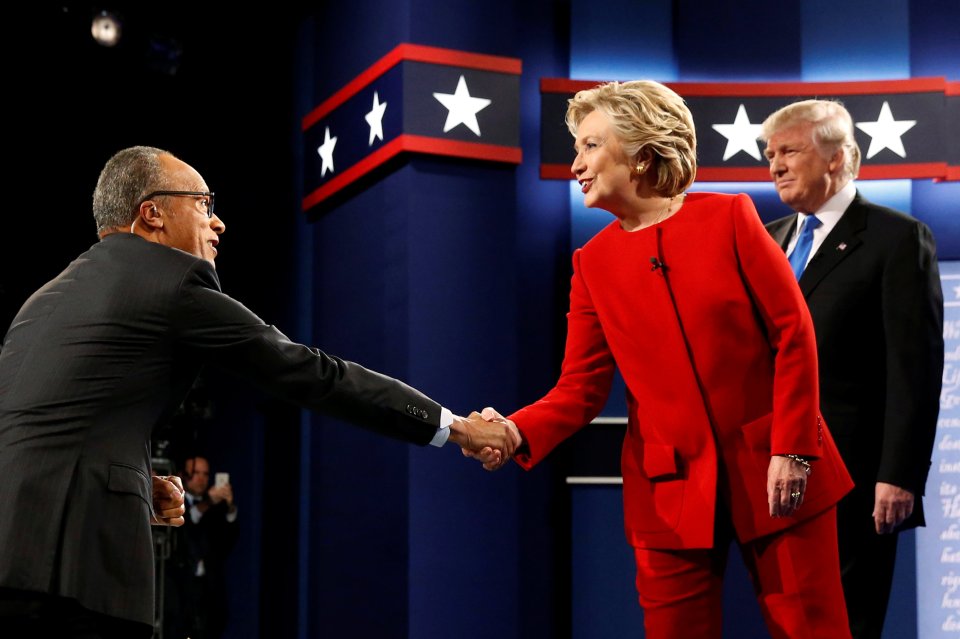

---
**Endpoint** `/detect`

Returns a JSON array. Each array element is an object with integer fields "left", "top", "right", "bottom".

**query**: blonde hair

[
  {"left": 760, "top": 100, "right": 861, "bottom": 180},
  {"left": 566, "top": 80, "right": 696, "bottom": 197}
]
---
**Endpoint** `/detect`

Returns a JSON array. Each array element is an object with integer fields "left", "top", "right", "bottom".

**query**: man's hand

[
  {"left": 151, "top": 475, "right": 185, "bottom": 526},
  {"left": 449, "top": 409, "right": 521, "bottom": 470},
  {"left": 459, "top": 406, "right": 523, "bottom": 471},
  {"left": 767, "top": 455, "right": 809, "bottom": 518},
  {"left": 208, "top": 483, "right": 234, "bottom": 508},
  {"left": 873, "top": 482, "right": 914, "bottom": 534}
]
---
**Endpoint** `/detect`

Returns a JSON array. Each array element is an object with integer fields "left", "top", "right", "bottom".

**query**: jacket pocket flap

[
  {"left": 643, "top": 443, "right": 678, "bottom": 480},
  {"left": 741, "top": 412, "right": 773, "bottom": 451},
  {"left": 107, "top": 463, "right": 151, "bottom": 506}
]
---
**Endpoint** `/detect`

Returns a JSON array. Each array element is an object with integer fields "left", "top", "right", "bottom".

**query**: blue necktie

[{"left": 788, "top": 215, "right": 821, "bottom": 280}]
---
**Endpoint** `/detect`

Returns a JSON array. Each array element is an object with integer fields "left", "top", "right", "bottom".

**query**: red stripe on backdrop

[
  {"left": 303, "top": 44, "right": 521, "bottom": 130},
  {"left": 858, "top": 163, "right": 947, "bottom": 180},
  {"left": 303, "top": 135, "right": 521, "bottom": 210}
]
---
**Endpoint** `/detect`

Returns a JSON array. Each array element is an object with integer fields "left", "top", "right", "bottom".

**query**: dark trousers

[
  {"left": 0, "top": 588, "right": 153, "bottom": 639},
  {"left": 837, "top": 489, "right": 900, "bottom": 639}
]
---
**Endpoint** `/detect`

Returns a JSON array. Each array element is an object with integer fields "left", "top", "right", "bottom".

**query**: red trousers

[{"left": 633, "top": 506, "right": 851, "bottom": 639}]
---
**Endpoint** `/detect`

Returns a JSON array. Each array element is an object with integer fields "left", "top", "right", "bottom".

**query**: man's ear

[
  {"left": 828, "top": 148, "right": 845, "bottom": 175},
  {"left": 138, "top": 200, "right": 163, "bottom": 230}
]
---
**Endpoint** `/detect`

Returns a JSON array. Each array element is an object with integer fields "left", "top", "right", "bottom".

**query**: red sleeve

[
  {"left": 731, "top": 193, "right": 823, "bottom": 457},
  {"left": 510, "top": 249, "right": 615, "bottom": 469}
]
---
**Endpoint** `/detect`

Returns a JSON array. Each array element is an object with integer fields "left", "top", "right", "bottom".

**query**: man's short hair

[
  {"left": 92, "top": 145, "right": 173, "bottom": 234},
  {"left": 760, "top": 100, "right": 861, "bottom": 181},
  {"left": 565, "top": 80, "right": 697, "bottom": 198}
]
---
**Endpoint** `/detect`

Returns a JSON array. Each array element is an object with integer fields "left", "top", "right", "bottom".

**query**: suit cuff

[{"left": 429, "top": 407, "right": 454, "bottom": 447}]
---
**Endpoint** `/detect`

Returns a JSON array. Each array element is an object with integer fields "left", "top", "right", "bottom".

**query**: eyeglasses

[{"left": 140, "top": 191, "right": 215, "bottom": 218}]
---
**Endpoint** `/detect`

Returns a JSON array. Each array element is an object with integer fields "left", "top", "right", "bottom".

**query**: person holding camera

[{"left": 164, "top": 456, "right": 238, "bottom": 639}]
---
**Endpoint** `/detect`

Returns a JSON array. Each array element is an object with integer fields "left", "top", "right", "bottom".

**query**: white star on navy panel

[
  {"left": 365, "top": 91, "right": 387, "bottom": 147},
  {"left": 317, "top": 127, "right": 337, "bottom": 177},
  {"left": 856, "top": 101, "right": 916, "bottom": 159},
  {"left": 433, "top": 75, "right": 491, "bottom": 136},
  {"left": 711, "top": 104, "right": 764, "bottom": 161}
]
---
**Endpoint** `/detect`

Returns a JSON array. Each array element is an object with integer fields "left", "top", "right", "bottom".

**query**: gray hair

[
  {"left": 566, "top": 80, "right": 697, "bottom": 197},
  {"left": 92, "top": 146, "right": 173, "bottom": 234},
  {"left": 760, "top": 100, "right": 861, "bottom": 181}
]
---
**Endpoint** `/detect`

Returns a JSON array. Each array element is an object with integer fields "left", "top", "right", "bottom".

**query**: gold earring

[{"left": 635, "top": 162, "right": 647, "bottom": 174}]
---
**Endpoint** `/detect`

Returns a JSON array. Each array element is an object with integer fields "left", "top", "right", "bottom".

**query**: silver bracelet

[{"left": 783, "top": 454, "right": 812, "bottom": 475}]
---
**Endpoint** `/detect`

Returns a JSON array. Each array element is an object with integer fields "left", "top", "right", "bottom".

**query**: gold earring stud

[{"left": 636, "top": 162, "right": 647, "bottom": 174}]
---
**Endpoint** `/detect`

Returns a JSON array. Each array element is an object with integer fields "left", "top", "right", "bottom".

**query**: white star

[
  {"left": 365, "top": 91, "right": 387, "bottom": 146},
  {"left": 317, "top": 127, "right": 337, "bottom": 177},
  {"left": 711, "top": 104, "right": 764, "bottom": 161},
  {"left": 432, "top": 75, "right": 491, "bottom": 136},
  {"left": 856, "top": 101, "right": 916, "bottom": 159}
]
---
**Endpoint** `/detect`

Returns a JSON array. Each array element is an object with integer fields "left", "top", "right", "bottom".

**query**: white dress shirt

[
  {"left": 431, "top": 407, "right": 454, "bottom": 446},
  {"left": 785, "top": 181, "right": 856, "bottom": 270}
]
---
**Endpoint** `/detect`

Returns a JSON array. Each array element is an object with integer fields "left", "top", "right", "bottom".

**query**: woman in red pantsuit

[{"left": 471, "top": 81, "right": 854, "bottom": 638}]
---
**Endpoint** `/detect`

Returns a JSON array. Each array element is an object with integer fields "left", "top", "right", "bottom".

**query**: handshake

[{"left": 449, "top": 407, "right": 522, "bottom": 471}]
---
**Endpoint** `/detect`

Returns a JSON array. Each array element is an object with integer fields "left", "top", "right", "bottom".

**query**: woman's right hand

[{"left": 767, "top": 455, "right": 809, "bottom": 518}]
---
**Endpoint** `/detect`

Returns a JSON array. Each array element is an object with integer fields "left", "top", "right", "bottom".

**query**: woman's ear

[{"left": 633, "top": 149, "right": 654, "bottom": 175}]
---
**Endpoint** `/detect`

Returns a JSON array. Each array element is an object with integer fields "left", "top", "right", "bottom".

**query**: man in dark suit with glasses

[{"left": 0, "top": 146, "right": 519, "bottom": 638}]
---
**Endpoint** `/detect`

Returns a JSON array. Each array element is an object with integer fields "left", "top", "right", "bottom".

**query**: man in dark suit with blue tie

[
  {"left": 0, "top": 146, "right": 519, "bottom": 638},
  {"left": 762, "top": 101, "right": 944, "bottom": 639}
]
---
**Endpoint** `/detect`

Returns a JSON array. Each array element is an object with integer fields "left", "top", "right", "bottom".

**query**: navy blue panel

[
  {"left": 676, "top": 0, "right": 803, "bottom": 81},
  {"left": 305, "top": 183, "right": 415, "bottom": 637},
  {"left": 542, "top": 91, "right": 577, "bottom": 164},
  {"left": 303, "top": 5, "right": 412, "bottom": 99},
  {"left": 910, "top": 0, "right": 960, "bottom": 262},
  {"left": 914, "top": 181, "right": 960, "bottom": 260},
  {"left": 949, "top": 94, "right": 960, "bottom": 168},
  {"left": 571, "top": 486, "right": 645, "bottom": 638},
  {"left": 408, "top": 0, "right": 519, "bottom": 57},
  {"left": 802, "top": 0, "right": 910, "bottom": 80},
  {"left": 884, "top": 530, "right": 918, "bottom": 639},
  {"left": 569, "top": 0, "right": 677, "bottom": 80},
  {"left": 512, "top": 4, "right": 575, "bottom": 635},
  {"left": 404, "top": 62, "right": 520, "bottom": 145},
  {"left": 401, "top": 156, "right": 523, "bottom": 639},
  {"left": 302, "top": 66, "right": 404, "bottom": 196},
  {"left": 909, "top": 0, "right": 960, "bottom": 78}
]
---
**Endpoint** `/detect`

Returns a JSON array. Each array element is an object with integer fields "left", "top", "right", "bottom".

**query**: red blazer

[{"left": 512, "top": 193, "right": 852, "bottom": 550}]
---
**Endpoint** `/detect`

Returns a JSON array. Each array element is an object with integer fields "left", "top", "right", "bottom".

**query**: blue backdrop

[
  {"left": 2, "top": 2, "right": 956, "bottom": 638},
  {"left": 286, "top": 0, "right": 959, "bottom": 637}
]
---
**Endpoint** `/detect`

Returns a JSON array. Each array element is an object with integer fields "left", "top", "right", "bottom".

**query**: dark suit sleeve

[
  {"left": 879, "top": 221, "right": 944, "bottom": 493},
  {"left": 170, "top": 261, "right": 441, "bottom": 445}
]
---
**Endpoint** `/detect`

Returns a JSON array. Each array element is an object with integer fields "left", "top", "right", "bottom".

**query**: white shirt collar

[
  {"left": 814, "top": 180, "right": 855, "bottom": 219},
  {"left": 786, "top": 181, "right": 856, "bottom": 264}
]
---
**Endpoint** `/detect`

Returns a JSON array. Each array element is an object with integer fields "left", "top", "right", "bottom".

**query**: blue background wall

[{"left": 1, "top": 1, "right": 956, "bottom": 637}]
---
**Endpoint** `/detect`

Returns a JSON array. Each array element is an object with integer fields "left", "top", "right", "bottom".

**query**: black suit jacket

[
  {"left": 0, "top": 233, "right": 441, "bottom": 625},
  {"left": 766, "top": 192, "right": 943, "bottom": 528}
]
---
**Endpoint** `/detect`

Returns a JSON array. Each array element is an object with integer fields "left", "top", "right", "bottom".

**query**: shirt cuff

[{"left": 429, "top": 407, "right": 454, "bottom": 447}]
